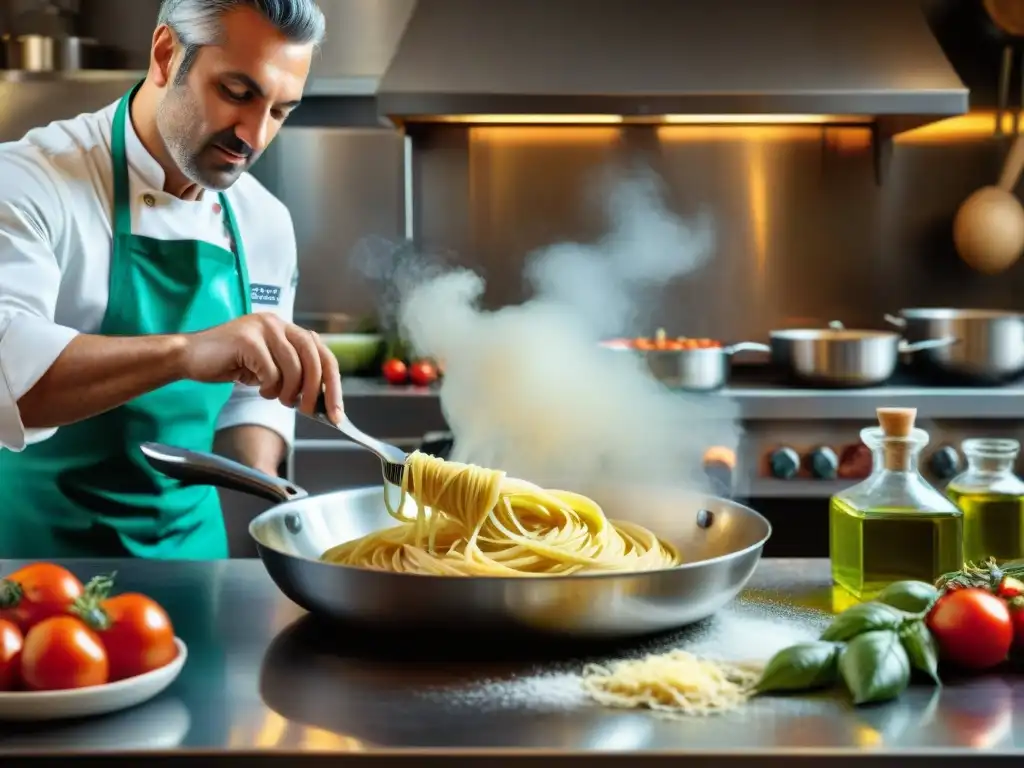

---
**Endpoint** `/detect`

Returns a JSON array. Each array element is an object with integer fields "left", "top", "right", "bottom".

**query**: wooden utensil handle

[{"left": 999, "top": 134, "right": 1024, "bottom": 190}]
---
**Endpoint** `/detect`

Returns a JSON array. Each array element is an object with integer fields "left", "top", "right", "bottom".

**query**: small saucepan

[
  {"left": 602, "top": 332, "right": 770, "bottom": 392},
  {"left": 769, "top": 322, "right": 959, "bottom": 388}
]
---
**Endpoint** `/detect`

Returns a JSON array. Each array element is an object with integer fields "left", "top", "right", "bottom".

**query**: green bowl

[{"left": 320, "top": 333, "right": 385, "bottom": 376}]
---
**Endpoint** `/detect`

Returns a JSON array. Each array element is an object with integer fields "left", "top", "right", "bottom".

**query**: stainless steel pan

[
  {"left": 603, "top": 341, "right": 770, "bottom": 391},
  {"left": 140, "top": 443, "right": 771, "bottom": 639},
  {"left": 770, "top": 322, "right": 958, "bottom": 387},
  {"left": 886, "top": 308, "right": 1024, "bottom": 384}
]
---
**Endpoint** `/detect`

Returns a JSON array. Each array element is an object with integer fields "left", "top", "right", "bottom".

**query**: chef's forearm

[
  {"left": 16, "top": 333, "right": 189, "bottom": 428},
  {"left": 214, "top": 425, "right": 286, "bottom": 476}
]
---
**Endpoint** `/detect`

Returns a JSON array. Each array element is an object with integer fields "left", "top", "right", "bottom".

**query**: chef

[{"left": 0, "top": 0, "right": 342, "bottom": 559}]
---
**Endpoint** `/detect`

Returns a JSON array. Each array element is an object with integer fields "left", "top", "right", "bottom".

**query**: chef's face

[{"left": 154, "top": 7, "right": 313, "bottom": 189}]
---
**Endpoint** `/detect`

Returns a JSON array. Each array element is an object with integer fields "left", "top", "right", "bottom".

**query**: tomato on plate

[
  {"left": 21, "top": 615, "right": 108, "bottom": 691},
  {"left": 0, "top": 563, "right": 84, "bottom": 632},
  {"left": 408, "top": 360, "right": 439, "bottom": 387},
  {"left": 0, "top": 620, "right": 23, "bottom": 691},
  {"left": 927, "top": 588, "right": 1013, "bottom": 670},
  {"left": 381, "top": 358, "right": 408, "bottom": 385},
  {"left": 87, "top": 593, "right": 178, "bottom": 682}
]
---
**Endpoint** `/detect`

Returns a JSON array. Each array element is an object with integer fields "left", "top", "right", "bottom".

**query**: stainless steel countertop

[
  {"left": 0, "top": 558, "right": 1020, "bottom": 766},
  {"left": 338, "top": 378, "right": 1024, "bottom": 421}
]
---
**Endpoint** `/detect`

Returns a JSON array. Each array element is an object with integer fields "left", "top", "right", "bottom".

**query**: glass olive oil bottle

[
  {"left": 946, "top": 438, "right": 1024, "bottom": 565},
  {"left": 830, "top": 407, "right": 963, "bottom": 600}
]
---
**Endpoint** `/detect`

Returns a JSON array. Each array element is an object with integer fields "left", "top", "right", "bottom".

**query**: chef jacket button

[
  {"left": 212, "top": 203, "right": 222, "bottom": 214},
  {"left": 142, "top": 193, "right": 156, "bottom": 207}
]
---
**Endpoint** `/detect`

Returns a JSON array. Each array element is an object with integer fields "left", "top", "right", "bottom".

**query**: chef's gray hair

[{"left": 157, "top": 0, "right": 326, "bottom": 84}]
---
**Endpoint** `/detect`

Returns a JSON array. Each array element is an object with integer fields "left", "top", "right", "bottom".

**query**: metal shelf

[{"left": 0, "top": 69, "right": 146, "bottom": 83}]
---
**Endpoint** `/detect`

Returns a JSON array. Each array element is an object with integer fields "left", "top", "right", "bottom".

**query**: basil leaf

[
  {"left": 820, "top": 602, "right": 905, "bottom": 642},
  {"left": 875, "top": 581, "right": 940, "bottom": 614},
  {"left": 898, "top": 620, "right": 941, "bottom": 685},
  {"left": 839, "top": 630, "right": 911, "bottom": 705},
  {"left": 755, "top": 642, "right": 842, "bottom": 694}
]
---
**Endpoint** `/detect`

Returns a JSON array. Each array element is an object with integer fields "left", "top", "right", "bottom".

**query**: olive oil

[
  {"left": 829, "top": 407, "right": 964, "bottom": 601},
  {"left": 829, "top": 497, "right": 963, "bottom": 599},
  {"left": 947, "top": 489, "right": 1024, "bottom": 564}
]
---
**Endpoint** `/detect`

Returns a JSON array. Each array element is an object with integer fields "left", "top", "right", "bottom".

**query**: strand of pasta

[{"left": 320, "top": 451, "right": 680, "bottom": 576}]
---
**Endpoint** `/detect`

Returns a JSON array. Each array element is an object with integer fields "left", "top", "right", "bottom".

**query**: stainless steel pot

[
  {"left": 605, "top": 341, "right": 770, "bottom": 391},
  {"left": 770, "top": 322, "right": 958, "bottom": 387},
  {"left": 140, "top": 443, "right": 771, "bottom": 639},
  {"left": 885, "top": 309, "right": 1024, "bottom": 384},
  {"left": 2, "top": 34, "right": 98, "bottom": 72}
]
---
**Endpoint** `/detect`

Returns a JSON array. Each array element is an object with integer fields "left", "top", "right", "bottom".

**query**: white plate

[{"left": 0, "top": 637, "right": 187, "bottom": 721}]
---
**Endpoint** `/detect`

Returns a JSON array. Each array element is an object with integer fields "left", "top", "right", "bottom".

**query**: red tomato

[
  {"left": 381, "top": 358, "right": 408, "bottom": 385},
  {"left": 0, "top": 563, "right": 84, "bottom": 632},
  {"left": 91, "top": 594, "right": 178, "bottom": 681},
  {"left": 0, "top": 620, "right": 23, "bottom": 691},
  {"left": 998, "top": 576, "right": 1024, "bottom": 600},
  {"left": 21, "top": 616, "right": 108, "bottom": 691},
  {"left": 927, "top": 588, "right": 1013, "bottom": 670},
  {"left": 1010, "top": 599, "right": 1024, "bottom": 653},
  {"left": 408, "top": 360, "right": 438, "bottom": 387}
]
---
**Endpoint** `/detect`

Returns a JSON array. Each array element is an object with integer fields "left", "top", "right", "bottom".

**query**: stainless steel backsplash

[{"left": 405, "top": 123, "right": 1023, "bottom": 341}]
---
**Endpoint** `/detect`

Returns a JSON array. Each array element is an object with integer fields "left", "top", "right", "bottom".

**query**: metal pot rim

[
  {"left": 898, "top": 308, "right": 1024, "bottom": 321},
  {"left": 770, "top": 328, "right": 898, "bottom": 341}
]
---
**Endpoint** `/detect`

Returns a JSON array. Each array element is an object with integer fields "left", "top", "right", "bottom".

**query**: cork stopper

[
  {"left": 876, "top": 407, "right": 916, "bottom": 437},
  {"left": 876, "top": 407, "right": 917, "bottom": 471}
]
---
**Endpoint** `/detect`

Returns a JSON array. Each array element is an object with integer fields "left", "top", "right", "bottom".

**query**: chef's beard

[{"left": 155, "top": 83, "right": 253, "bottom": 191}]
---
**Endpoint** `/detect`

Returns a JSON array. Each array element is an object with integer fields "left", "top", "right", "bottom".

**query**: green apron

[{"left": 0, "top": 84, "right": 252, "bottom": 559}]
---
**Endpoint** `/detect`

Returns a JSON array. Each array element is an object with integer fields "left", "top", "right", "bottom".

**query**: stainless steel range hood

[{"left": 378, "top": 0, "right": 968, "bottom": 133}]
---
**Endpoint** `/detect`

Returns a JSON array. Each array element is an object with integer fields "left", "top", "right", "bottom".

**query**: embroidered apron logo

[{"left": 251, "top": 283, "right": 282, "bottom": 306}]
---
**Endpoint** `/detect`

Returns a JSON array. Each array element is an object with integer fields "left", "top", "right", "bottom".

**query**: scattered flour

[
  {"left": 414, "top": 671, "right": 590, "bottom": 712},
  {"left": 407, "top": 602, "right": 824, "bottom": 714}
]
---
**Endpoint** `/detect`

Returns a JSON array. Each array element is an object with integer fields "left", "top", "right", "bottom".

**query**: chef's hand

[{"left": 180, "top": 313, "right": 344, "bottom": 421}]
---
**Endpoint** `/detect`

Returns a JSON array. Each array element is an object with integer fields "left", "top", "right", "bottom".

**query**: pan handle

[
  {"left": 883, "top": 313, "right": 907, "bottom": 329},
  {"left": 898, "top": 336, "right": 960, "bottom": 355},
  {"left": 723, "top": 342, "right": 771, "bottom": 356},
  {"left": 139, "top": 442, "right": 308, "bottom": 503}
]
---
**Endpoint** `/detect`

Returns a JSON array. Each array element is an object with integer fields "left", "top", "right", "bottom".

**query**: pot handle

[
  {"left": 884, "top": 313, "right": 907, "bottom": 329},
  {"left": 898, "top": 336, "right": 959, "bottom": 354},
  {"left": 724, "top": 342, "right": 772, "bottom": 356},
  {"left": 139, "top": 442, "right": 309, "bottom": 503}
]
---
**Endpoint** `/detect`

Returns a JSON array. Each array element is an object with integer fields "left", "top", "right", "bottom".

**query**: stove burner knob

[
  {"left": 929, "top": 446, "right": 962, "bottom": 480},
  {"left": 808, "top": 447, "right": 839, "bottom": 480},
  {"left": 768, "top": 447, "right": 801, "bottom": 480}
]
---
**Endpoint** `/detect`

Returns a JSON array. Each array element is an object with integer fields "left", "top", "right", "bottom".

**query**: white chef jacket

[{"left": 0, "top": 98, "right": 298, "bottom": 452}]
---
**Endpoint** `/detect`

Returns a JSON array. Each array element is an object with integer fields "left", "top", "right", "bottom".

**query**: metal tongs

[{"left": 306, "top": 392, "right": 408, "bottom": 486}]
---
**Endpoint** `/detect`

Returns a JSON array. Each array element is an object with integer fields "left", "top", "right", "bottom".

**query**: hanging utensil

[
  {"left": 953, "top": 133, "right": 1024, "bottom": 274},
  {"left": 983, "top": 0, "right": 1024, "bottom": 136}
]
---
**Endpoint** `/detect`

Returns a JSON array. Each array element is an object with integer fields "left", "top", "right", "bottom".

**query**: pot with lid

[
  {"left": 770, "top": 322, "right": 958, "bottom": 387},
  {"left": 885, "top": 309, "right": 1024, "bottom": 384}
]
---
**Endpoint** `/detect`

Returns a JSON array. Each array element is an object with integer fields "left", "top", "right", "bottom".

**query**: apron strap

[{"left": 110, "top": 83, "right": 138, "bottom": 239}]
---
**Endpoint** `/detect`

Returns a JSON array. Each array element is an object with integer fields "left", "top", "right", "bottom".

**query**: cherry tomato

[
  {"left": 0, "top": 563, "right": 84, "bottom": 632},
  {"left": 408, "top": 360, "right": 438, "bottom": 387},
  {"left": 998, "top": 576, "right": 1024, "bottom": 600},
  {"left": 87, "top": 594, "right": 178, "bottom": 681},
  {"left": 0, "top": 620, "right": 23, "bottom": 691},
  {"left": 381, "top": 358, "right": 408, "bottom": 385},
  {"left": 21, "top": 616, "right": 108, "bottom": 691},
  {"left": 927, "top": 588, "right": 1013, "bottom": 670}
]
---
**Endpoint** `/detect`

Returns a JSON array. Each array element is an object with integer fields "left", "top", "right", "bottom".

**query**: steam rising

[{"left": 389, "top": 169, "right": 742, "bottom": 496}]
